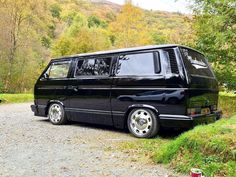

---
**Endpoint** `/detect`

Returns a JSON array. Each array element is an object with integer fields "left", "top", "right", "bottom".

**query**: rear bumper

[{"left": 159, "top": 110, "right": 222, "bottom": 128}]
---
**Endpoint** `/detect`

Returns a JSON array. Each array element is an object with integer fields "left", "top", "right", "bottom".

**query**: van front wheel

[
  {"left": 48, "top": 103, "right": 67, "bottom": 125},
  {"left": 127, "top": 108, "right": 159, "bottom": 138}
]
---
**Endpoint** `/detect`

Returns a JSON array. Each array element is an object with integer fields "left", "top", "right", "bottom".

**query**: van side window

[
  {"left": 75, "top": 57, "right": 111, "bottom": 76},
  {"left": 163, "top": 49, "right": 179, "bottom": 74},
  {"left": 48, "top": 61, "right": 71, "bottom": 79},
  {"left": 116, "top": 52, "right": 159, "bottom": 76}
]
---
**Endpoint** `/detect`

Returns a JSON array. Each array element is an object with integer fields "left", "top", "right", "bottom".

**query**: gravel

[{"left": 0, "top": 103, "right": 186, "bottom": 177}]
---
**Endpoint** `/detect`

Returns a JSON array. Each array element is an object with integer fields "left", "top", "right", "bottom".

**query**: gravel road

[{"left": 0, "top": 103, "right": 186, "bottom": 177}]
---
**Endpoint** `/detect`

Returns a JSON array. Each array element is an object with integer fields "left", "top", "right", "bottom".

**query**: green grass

[
  {"left": 155, "top": 116, "right": 236, "bottom": 177},
  {"left": 119, "top": 138, "right": 171, "bottom": 159},
  {"left": 120, "top": 115, "right": 236, "bottom": 177},
  {"left": 0, "top": 94, "right": 33, "bottom": 103},
  {"left": 219, "top": 92, "right": 236, "bottom": 117},
  {"left": 219, "top": 92, "right": 236, "bottom": 97},
  {"left": 120, "top": 93, "right": 236, "bottom": 176}
]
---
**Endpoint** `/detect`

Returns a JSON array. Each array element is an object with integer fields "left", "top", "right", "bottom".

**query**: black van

[{"left": 31, "top": 45, "right": 222, "bottom": 138}]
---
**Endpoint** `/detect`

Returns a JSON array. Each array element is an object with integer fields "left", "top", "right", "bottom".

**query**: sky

[{"left": 107, "top": 0, "right": 191, "bottom": 14}]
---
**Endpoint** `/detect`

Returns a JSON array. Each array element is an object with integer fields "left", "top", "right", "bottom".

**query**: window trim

[
  {"left": 115, "top": 51, "right": 161, "bottom": 77},
  {"left": 73, "top": 56, "right": 113, "bottom": 78}
]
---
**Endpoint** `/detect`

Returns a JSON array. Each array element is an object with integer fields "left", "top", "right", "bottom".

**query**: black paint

[{"left": 31, "top": 45, "right": 222, "bottom": 129}]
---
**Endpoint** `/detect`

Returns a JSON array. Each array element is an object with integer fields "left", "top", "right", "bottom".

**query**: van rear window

[{"left": 180, "top": 48, "right": 214, "bottom": 78}]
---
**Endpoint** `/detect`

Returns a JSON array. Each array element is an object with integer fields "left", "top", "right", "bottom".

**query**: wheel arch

[
  {"left": 123, "top": 104, "right": 160, "bottom": 129},
  {"left": 46, "top": 100, "right": 64, "bottom": 116}
]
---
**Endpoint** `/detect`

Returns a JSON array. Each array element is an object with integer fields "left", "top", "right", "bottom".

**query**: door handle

[
  {"left": 67, "top": 85, "right": 79, "bottom": 92},
  {"left": 73, "top": 87, "right": 79, "bottom": 92}
]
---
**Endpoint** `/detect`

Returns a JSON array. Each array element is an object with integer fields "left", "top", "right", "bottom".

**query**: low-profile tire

[
  {"left": 48, "top": 103, "right": 67, "bottom": 125},
  {"left": 127, "top": 108, "right": 159, "bottom": 138}
]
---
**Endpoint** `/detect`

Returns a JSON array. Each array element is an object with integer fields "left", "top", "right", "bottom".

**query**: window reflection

[
  {"left": 48, "top": 61, "right": 71, "bottom": 79},
  {"left": 75, "top": 57, "right": 111, "bottom": 76},
  {"left": 116, "top": 52, "right": 157, "bottom": 76}
]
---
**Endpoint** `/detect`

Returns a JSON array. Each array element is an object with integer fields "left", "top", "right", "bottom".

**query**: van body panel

[
  {"left": 110, "top": 76, "right": 187, "bottom": 128},
  {"left": 34, "top": 59, "right": 73, "bottom": 116},
  {"left": 65, "top": 77, "right": 113, "bottom": 125},
  {"left": 179, "top": 47, "right": 220, "bottom": 114},
  {"left": 31, "top": 44, "right": 222, "bottom": 130}
]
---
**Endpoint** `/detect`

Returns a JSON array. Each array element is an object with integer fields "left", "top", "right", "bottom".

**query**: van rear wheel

[
  {"left": 127, "top": 108, "right": 159, "bottom": 138},
  {"left": 48, "top": 103, "right": 67, "bottom": 125}
]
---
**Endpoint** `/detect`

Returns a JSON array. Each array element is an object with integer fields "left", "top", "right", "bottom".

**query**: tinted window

[
  {"left": 116, "top": 52, "right": 159, "bottom": 76},
  {"left": 180, "top": 48, "right": 214, "bottom": 77},
  {"left": 75, "top": 57, "right": 111, "bottom": 76},
  {"left": 163, "top": 49, "right": 179, "bottom": 74},
  {"left": 163, "top": 51, "right": 172, "bottom": 74},
  {"left": 48, "top": 61, "right": 71, "bottom": 79}
]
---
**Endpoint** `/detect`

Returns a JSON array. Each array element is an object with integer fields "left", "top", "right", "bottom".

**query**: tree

[
  {"left": 50, "top": 3, "right": 62, "bottom": 19},
  {"left": 193, "top": 0, "right": 236, "bottom": 62},
  {"left": 0, "top": 0, "right": 53, "bottom": 93},
  {"left": 88, "top": 15, "right": 107, "bottom": 28},
  {"left": 192, "top": 0, "right": 236, "bottom": 89},
  {"left": 52, "top": 12, "right": 111, "bottom": 57},
  {"left": 0, "top": 0, "right": 202, "bottom": 93},
  {"left": 109, "top": 2, "right": 153, "bottom": 47}
]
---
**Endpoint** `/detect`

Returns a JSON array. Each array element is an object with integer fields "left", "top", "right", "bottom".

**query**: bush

[
  {"left": 219, "top": 92, "right": 236, "bottom": 118},
  {"left": 213, "top": 63, "right": 236, "bottom": 91}
]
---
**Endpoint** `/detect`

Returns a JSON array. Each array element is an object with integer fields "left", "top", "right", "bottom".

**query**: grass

[
  {"left": 0, "top": 94, "right": 33, "bottom": 103},
  {"left": 120, "top": 93, "right": 236, "bottom": 177},
  {"left": 219, "top": 92, "right": 236, "bottom": 117},
  {"left": 120, "top": 116, "right": 236, "bottom": 177},
  {"left": 155, "top": 116, "right": 236, "bottom": 177}
]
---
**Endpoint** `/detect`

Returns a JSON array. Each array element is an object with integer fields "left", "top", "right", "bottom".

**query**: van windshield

[{"left": 180, "top": 47, "right": 214, "bottom": 78}]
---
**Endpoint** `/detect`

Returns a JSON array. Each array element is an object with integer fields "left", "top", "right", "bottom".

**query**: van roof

[{"left": 52, "top": 44, "right": 200, "bottom": 60}]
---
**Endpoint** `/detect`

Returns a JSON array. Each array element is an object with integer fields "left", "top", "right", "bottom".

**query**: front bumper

[
  {"left": 159, "top": 110, "right": 222, "bottom": 128},
  {"left": 31, "top": 105, "right": 37, "bottom": 112},
  {"left": 31, "top": 104, "right": 47, "bottom": 117}
]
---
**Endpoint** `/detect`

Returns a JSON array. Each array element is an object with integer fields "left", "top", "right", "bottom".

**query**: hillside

[
  {"left": 0, "top": 0, "right": 193, "bottom": 93},
  {"left": 55, "top": 0, "right": 191, "bottom": 37},
  {"left": 65, "top": 0, "right": 191, "bottom": 29},
  {"left": 51, "top": 0, "right": 194, "bottom": 50}
]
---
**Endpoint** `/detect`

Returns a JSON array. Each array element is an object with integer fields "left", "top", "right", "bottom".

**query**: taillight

[
  {"left": 187, "top": 107, "right": 211, "bottom": 116},
  {"left": 187, "top": 108, "right": 201, "bottom": 115}
]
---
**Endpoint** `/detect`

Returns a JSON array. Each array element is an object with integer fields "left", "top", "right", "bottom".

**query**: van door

[
  {"left": 67, "top": 56, "right": 113, "bottom": 125},
  {"left": 35, "top": 59, "right": 72, "bottom": 116}
]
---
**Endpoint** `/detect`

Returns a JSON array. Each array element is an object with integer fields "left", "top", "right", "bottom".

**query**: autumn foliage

[{"left": 0, "top": 0, "right": 235, "bottom": 93}]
